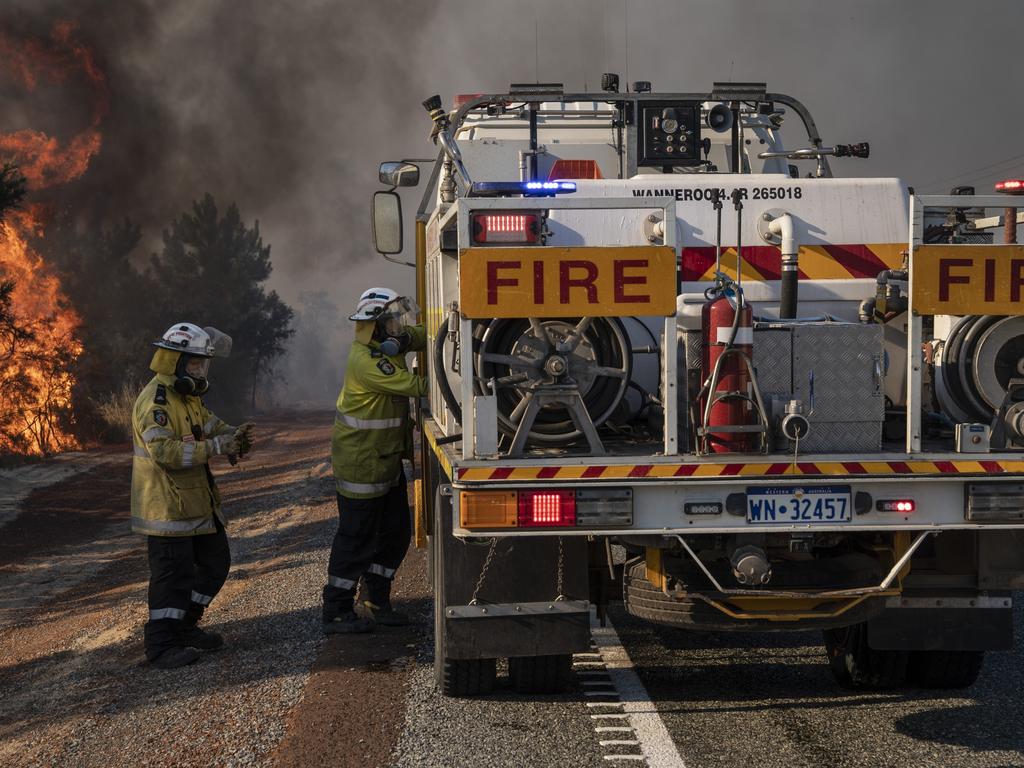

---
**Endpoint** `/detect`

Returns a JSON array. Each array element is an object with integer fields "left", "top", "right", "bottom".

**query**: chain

[
  {"left": 469, "top": 539, "right": 498, "bottom": 605},
  {"left": 555, "top": 536, "right": 565, "bottom": 601}
]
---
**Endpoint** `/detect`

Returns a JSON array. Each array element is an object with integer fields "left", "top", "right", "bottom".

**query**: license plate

[{"left": 746, "top": 485, "right": 852, "bottom": 524}]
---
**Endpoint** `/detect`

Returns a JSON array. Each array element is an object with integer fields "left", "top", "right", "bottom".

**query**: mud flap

[
  {"left": 434, "top": 492, "right": 591, "bottom": 660},
  {"left": 867, "top": 603, "right": 1013, "bottom": 651}
]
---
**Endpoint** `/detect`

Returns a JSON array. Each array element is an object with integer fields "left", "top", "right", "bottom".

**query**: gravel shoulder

[{"left": 0, "top": 411, "right": 423, "bottom": 768}]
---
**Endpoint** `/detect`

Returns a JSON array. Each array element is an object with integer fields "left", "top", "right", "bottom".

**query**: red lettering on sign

[
  {"left": 487, "top": 261, "right": 520, "bottom": 304},
  {"left": 983, "top": 259, "right": 995, "bottom": 302},
  {"left": 938, "top": 258, "right": 973, "bottom": 301},
  {"left": 1011, "top": 259, "right": 1024, "bottom": 302},
  {"left": 533, "top": 260, "right": 544, "bottom": 304},
  {"left": 613, "top": 259, "right": 650, "bottom": 303},
  {"left": 559, "top": 260, "right": 598, "bottom": 304}
]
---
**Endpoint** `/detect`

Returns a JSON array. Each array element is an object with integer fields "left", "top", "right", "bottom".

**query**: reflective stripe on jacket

[
  {"left": 332, "top": 324, "right": 427, "bottom": 499},
  {"left": 130, "top": 374, "right": 235, "bottom": 536}
]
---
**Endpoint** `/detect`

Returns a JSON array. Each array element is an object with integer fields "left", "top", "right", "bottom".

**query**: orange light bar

[
  {"left": 460, "top": 491, "right": 518, "bottom": 529},
  {"left": 547, "top": 158, "right": 604, "bottom": 180}
]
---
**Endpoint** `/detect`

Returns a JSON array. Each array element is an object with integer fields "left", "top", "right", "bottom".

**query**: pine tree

[{"left": 151, "top": 194, "right": 294, "bottom": 419}]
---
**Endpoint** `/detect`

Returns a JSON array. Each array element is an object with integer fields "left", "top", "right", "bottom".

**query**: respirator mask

[
  {"left": 377, "top": 296, "right": 419, "bottom": 356},
  {"left": 174, "top": 354, "right": 210, "bottom": 396}
]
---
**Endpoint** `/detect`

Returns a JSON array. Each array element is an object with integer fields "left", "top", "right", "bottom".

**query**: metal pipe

[
  {"left": 1006, "top": 207, "right": 1018, "bottom": 244},
  {"left": 528, "top": 104, "right": 539, "bottom": 181},
  {"left": 729, "top": 103, "right": 740, "bottom": 173},
  {"left": 768, "top": 213, "right": 798, "bottom": 318}
]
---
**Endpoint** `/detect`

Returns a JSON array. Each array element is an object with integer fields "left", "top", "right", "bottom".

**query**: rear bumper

[{"left": 451, "top": 472, "right": 1024, "bottom": 536}]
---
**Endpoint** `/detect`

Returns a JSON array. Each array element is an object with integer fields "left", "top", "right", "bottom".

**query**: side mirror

[
  {"left": 379, "top": 161, "right": 420, "bottom": 188},
  {"left": 372, "top": 190, "right": 403, "bottom": 254}
]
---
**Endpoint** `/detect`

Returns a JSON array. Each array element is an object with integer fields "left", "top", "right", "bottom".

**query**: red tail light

[
  {"left": 518, "top": 490, "right": 576, "bottom": 527},
  {"left": 877, "top": 499, "right": 915, "bottom": 512},
  {"left": 471, "top": 211, "right": 541, "bottom": 245}
]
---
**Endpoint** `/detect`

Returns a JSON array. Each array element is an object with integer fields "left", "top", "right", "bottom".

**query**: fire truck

[{"left": 371, "top": 80, "right": 1024, "bottom": 697}]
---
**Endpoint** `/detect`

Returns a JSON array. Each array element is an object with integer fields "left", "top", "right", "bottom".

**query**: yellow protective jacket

[
  {"left": 332, "top": 323, "right": 427, "bottom": 499},
  {"left": 131, "top": 353, "right": 235, "bottom": 536}
]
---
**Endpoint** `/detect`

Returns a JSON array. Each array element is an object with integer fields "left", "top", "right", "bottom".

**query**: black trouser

[
  {"left": 323, "top": 483, "right": 411, "bottom": 621},
  {"left": 144, "top": 517, "right": 231, "bottom": 660}
]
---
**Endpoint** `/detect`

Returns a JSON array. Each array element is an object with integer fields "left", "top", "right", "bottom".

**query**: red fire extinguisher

[{"left": 701, "top": 288, "right": 755, "bottom": 453}]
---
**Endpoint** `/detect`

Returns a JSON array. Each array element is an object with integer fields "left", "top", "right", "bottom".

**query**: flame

[{"left": 0, "top": 22, "right": 108, "bottom": 455}]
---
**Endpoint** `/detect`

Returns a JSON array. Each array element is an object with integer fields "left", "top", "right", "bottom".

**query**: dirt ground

[{"left": 0, "top": 411, "right": 430, "bottom": 768}]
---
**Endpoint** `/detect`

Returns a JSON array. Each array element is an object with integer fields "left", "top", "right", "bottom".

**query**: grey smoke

[{"left": 2, "top": 0, "right": 1022, "bottom": 404}]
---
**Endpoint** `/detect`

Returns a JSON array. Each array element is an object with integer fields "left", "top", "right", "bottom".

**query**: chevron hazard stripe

[
  {"left": 458, "top": 460, "right": 1024, "bottom": 482},
  {"left": 680, "top": 243, "right": 904, "bottom": 282}
]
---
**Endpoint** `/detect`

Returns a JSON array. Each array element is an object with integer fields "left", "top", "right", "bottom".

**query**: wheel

[
  {"left": 907, "top": 650, "right": 984, "bottom": 689},
  {"left": 432, "top": 488, "right": 496, "bottom": 697},
  {"left": 823, "top": 623, "right": 908, "bottom": 690},
  {"left": 441, "top": 657, "right": 497, "bottom": 697},
  {"left": 508, "top": 654, "right": 573, "bottom": 694}
]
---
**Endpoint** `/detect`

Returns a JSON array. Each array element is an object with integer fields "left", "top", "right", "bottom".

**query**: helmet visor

[
  {"left": 202, "top": 326, "right": 233, "bottom": 358},
  {"left": 185, "top": 356, "right": 211, "bottom": 379},
  {"left": 381, "top": 296, "right": 419, "bottom": 324}
]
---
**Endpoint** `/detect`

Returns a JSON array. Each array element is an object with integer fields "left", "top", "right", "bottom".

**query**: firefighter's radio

[{"left": 637, "top": 101, "right": 702, "bottom": 167}]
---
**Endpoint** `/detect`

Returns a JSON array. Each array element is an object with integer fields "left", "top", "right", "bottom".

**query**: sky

[{"left": 1, "top": 0, "right": 1022, "bottom": 391}]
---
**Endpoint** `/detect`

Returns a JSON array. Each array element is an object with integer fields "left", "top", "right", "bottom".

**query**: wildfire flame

[{"left": 0, "top": 22, "right": 108, "bottom": 455}]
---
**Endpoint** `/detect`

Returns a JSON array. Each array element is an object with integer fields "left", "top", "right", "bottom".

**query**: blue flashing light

[
  {"left": 523, "top": 180, "right": 577, "bottom": 193},
  {"left": 470, "top": 180, "right": 577, "bottom": 197}
]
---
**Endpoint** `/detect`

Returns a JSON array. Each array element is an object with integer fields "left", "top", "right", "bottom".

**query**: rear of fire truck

[{"left": 371, "top": 80, "right": 1024, "bottom": 697}]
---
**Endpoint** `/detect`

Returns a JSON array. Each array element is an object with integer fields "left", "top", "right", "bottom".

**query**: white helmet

[
  {"left": 349, "top": 287, "right": 399, "bottom": 321},
  {"left": 153, "top": 323, "right": 233, "bottom": 358}
]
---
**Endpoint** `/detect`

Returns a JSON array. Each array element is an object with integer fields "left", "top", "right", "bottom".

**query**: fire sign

[
  {"left": 459, "top": 245, "right": 677, "bottom": 318},
  {"left": 913, "top": 245, "right": 1024, "bottom": 315}
]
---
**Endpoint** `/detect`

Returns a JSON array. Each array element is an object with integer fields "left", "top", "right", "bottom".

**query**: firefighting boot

[
  {"left": 151, "top": 646, "right": 200, "bottom": 669},
  {"left": 323, "top": 611, "right": 375, "bottom": 634},
  {"left": 179, "top": 625, "right": 225, "bottom": 651},
  {"left": 362, "top": 600, "right": 410, "bottom": 626}
]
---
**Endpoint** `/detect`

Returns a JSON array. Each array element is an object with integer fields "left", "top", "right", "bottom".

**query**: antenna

[
  {"left": 623, "top": 0, "right": 629, "bottom": 87},
  {"left": 535, "top": 18, "right": 540, "bottom": 83}
]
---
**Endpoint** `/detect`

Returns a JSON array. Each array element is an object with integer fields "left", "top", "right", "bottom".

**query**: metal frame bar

[
  {"left": 449, "top": 89, "right": 829, "bottom": 177},
  {"left": 671, "top": 531, "right": 934, "bottom": 597},
  {"left": 453, "top": 196, "right": 679, "bottom": 460}
]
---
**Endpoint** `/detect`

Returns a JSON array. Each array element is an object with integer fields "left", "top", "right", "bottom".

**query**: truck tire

[
  {"left": 441, "top": 657, "right": 497, "bottom": 697},
  {"left": 433, "top": 489, "right": 496, "bottom": 697},
  {"left": 907, "top": 650, "right": 984, "bottom": 689},
  {"left": 622, "top": 558, "right": 713, "bottom": 626},
  {"left": 823, "top": 623, "right": 908, "bottom": 689},
  {"left": 508, "top": 654, "right": 572, "bottom": 694}
]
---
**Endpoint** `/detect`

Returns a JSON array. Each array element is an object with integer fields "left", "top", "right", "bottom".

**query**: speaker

[{"left": 706, "top": 103, "right": 733, "bottom": 133}]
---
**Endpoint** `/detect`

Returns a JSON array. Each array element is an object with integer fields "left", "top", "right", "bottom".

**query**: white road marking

[
  {"left": 590, "top": 610, "right": 687, "bottom": 768},
  {"left": 595, "top": 727, "right": 635, "bottom": 733},
  {"left": 591, "top": 714, "right": 630, "bottom": 720},
  {"left": 600, "top": 740, "right": 641, "bottom": 746}
]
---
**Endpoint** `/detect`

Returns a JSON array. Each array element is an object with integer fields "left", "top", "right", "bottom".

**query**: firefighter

[
  {"left": 323, "top": 287, "right": 427, "bottom": 634},
  {"left": 131, "top": 323, "right": 256, "bottom": 669}
]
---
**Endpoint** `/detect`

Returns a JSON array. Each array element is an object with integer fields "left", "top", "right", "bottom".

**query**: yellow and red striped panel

[
  {"left": 458, "top": 459, "right": 1024, "bottom": 482},
  {"left": 680, "top": 243, "right": 904, "bottom": 282}
]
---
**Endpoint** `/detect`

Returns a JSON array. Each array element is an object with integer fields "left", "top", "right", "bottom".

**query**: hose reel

[
  {"left": 472, "top": 316, "right": 632, "bottom": 451},
  {"left": 934, "top": 315, "right": 1024, "bottom": 423}
]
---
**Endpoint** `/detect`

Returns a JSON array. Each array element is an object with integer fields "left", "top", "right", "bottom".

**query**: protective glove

[
  {"left": 234, "top": 422, "right": 256, "bottom": 457},
  {"left": 209, "top": 433, "right": 241, "bottom": 457}
]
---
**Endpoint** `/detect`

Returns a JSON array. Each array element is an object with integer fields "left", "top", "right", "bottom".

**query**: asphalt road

[{"left": 609, "top": 598, "right": 1024, "bottom": 768}]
